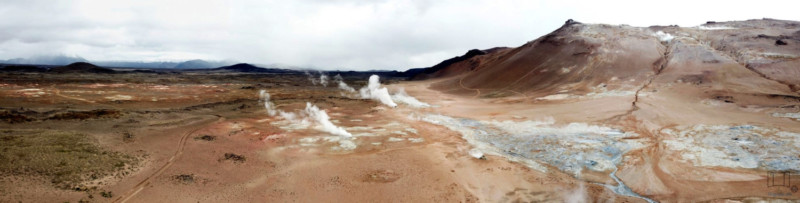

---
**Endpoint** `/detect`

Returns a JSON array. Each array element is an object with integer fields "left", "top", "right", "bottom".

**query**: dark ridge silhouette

[
  {"left": 0, "top": 65, "right": 47, "bottom": 72},
  {"left": 216, "top": 63, "right": 264, "bottom": 72},
  {"left": 211, "top": 63, "right": 299, "bottom": 73},
  {"left": 49, "top": 62, "right": 115, "bottom": 74},
  {"left": 409, "top": 49, "right": 487, "bottom": 80},
  {"left": 408, "top": 47, "right": 510, "bottom": 80},
  {"left": 425, "top": 49, "right": 486, "bottom": 74}
]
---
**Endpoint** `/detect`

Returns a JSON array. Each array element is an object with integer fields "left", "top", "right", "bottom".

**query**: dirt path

[
  {"left": 113, "top": 116, "right": 225, "bottom": 203},
  {"left": 458, "top": 75, "right": 480, "bottom": 98},
  {"left": 507, "top": 89, "right": 529, "bottom": 99},
  {"left": 51, "top": 88, "right": 96, "bottom": 104},
  {"left": 456, "top": 70, "right": 528, "bottom": 99}
]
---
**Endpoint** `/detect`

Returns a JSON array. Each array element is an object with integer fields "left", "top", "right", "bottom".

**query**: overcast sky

[{"left": 1, "top": 0, "right": 798, "bottom": 70}]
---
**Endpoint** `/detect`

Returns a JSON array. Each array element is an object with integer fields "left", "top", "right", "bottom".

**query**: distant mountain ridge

[
  {"left": 1, "top": 55, "right": 88, "bottom": 66},
  {"left": 174, "top": 59, "right": 227, "bottom": 69},
  {"left": 0, "top": 56, "right": 233, "bottom": 69},
  {"left": 210, "top": 63, "right": 303, "bottom": 73}
]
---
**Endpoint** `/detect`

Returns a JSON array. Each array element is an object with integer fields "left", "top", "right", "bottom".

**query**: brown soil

[
  {"left": 0, "top": 70, "right": 645, "bottom": 202},
  {"left": 407, "top": 18, "right": 800, "bottom": 202},
  {"left": 2, "top": 18, "right": 799, "bottom": 203}
]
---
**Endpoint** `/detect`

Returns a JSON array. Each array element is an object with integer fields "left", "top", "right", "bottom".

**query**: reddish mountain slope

[{"left": 425, "top": 19, "right": 799, "bottom": 100}]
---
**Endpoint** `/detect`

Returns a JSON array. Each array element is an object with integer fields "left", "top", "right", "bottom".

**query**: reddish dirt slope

[
  {"left": 430, "top": 20, "right": 665, "bottom": 98},
  {"left": 691, "top": 19, "right": 800, "bottom": 91},
  {"left": 426, "top": 19, "right": 800, "bottom": 99}
]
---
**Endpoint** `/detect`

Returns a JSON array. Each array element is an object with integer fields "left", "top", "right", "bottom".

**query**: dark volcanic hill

[
  {"left": 217, "top": 63, "right": 264, "bottom": 72},
  {"left": 49, "top": 62, "right": 115, "bottom": 74},
  {"left": 212, "top": 63, "right": 299, "bottom": 73}
]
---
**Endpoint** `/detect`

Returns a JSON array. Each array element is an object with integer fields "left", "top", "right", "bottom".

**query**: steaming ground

[
  {"left": 396, "top": 76, "right": 800, "bottom": 202},
  {"left": 260, "top": 75, "right": 432, "bottom": 152},
  {"left": 2, "top": 70, "right": 798, "bottom": 202},
  {"left": 259, "top": 75, "right": 650, "bottom": 201},
  {"left": 4, "top": 72, "right": 596, "bottom": 202}
]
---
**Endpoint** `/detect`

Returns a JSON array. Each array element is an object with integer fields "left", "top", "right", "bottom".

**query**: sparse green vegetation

[
  {"left": 0, "top": 130, "right": 138, "bottom": 189},
  {"left": 100, "top": 190, "right": 113, "bottom": 198},
  {"left": 47, "top": 109, "right": 122, "bottom": 120},
  {"left": 0, "top": 111, "right": 34, "bottom": 123},
  {"left": 174, "top": 174, "right": 195, "bottom": 184}
]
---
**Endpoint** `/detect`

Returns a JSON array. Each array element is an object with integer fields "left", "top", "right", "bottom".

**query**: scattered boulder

[
  {"left": 714, "top": 95, "right": 735, "bottom": 103},
  {"left": 565, "top": 19, "right": 580, "bottom": 25},
  {"left": 469, "top": 149, "right": 487, "bottom": 160},
  {"left": 195, "top": 135, "right": 216, "bottom": 141},
  {"left": 222, "top": 153, "right": 246, "bottom": 163},
  {"left": 122, "top": 132, "right": 135, "bottom": 143},
  {"left": 100, "top": 190, "right": 113, "bottom": 198},
  {"left": 236, "top": 104, "right": 251, "bottom": 110}
]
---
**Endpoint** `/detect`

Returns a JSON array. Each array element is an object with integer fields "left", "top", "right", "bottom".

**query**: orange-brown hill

[{"left": 424, "top": 19, "right": 800, "bottom": 100}]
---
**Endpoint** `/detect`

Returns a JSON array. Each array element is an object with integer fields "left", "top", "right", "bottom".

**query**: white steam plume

[
  {"left": 305, "top": 71, "right": 318, "bottom": 85},
  {"left": 260, "top": 90, "right": 298, "bottom": 119},
  {"left": 260, "top": 89, "right": 352, "bottom": 138},
  {"left": 563, "top": 182, "right": 588, "bottom": 203},
  {"left": 259, "top": 90, "right": 278, "bottom": 116},
  {"left": 319, "top": 72, "right": 329, "bottom": 87},
  {"left": 391, "top": 88, "right": 430, "bottom": 108},
  {"left": 469, "top": 148, "right": 485, "bottom": 159},
  {"left": 278, "top": 111, "right": 297, "bottom": 120},
  {"left": 334, "top": 74, "right": 356, "bottom": 92},
  {"left": 359, "top": 75, "right": 398, "bottom": 107},
  {"left": 304, "top": 102, "right": 352, "bottom": 138},
  {"left": 653, "top": 31, "right": 674, "bottom": 42}
]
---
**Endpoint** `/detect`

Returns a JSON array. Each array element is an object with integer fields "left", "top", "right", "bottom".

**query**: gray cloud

[{"left": 0, "top": 0, "right": 798, "bottom": 70}]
